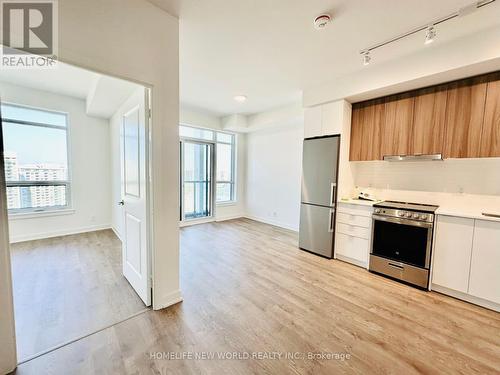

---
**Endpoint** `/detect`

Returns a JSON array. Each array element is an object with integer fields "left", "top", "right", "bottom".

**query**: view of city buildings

[{"left": 4, "top": 152, "right": 67, "bottom": 210}]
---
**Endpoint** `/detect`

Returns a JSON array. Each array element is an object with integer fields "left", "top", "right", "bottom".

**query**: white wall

[
  {"left": 0, "top": 2, "right": 179, "bottom": 370},
  {"left": 354, "top": 159, "right": 500, "bottom": 196},
  {"left": 246, "top": 124, "right": 303, "bottom": 231},
  {"left": 56, "top": 0, "right": 180, "bottom": 313},
  {"left": 353, "top": 158, "right": 500, "bottom": 198},
  {"left": 0, "top": 82, "right": 111, "bottom": 243},
  {"left": 180, "top": 105, "right": 222, "bottom": 130}
]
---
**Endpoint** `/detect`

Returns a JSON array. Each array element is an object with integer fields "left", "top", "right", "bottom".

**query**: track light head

[
  {"left": 362, "top": 51, "right": 371, "bottom": 66},
  {"left": 425, "top": 25, "right": 436, "bottom": 44}
]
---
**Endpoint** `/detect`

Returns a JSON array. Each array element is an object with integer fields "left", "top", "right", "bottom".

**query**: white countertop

[
  {"left": 338, "top": 198, "right": 382, "bottom": 207},
  {"left": 345, "top": 188, "right": 500, "bottom": 223},
  {"left": 436, "top": 205, "right": 500, "bottom": 222}
]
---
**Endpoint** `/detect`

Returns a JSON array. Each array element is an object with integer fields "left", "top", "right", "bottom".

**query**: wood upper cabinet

[
  {"left": 349, "top": 99, "right": 383, "bottom": 161},
  {"left": 349, "top": 71, "right": 500, "bottom": 161},
  {"left": 411, "top": 85, "right": 448, "bottom": 155},
  {"left": 480, "top": 78, "right": 500, "bottom": 157},
  {"left": 360, "top": 99, "right": 384, "bottom": 161},
  {"left": 380, "top": 93, "right": 414, "bottom": 157},
  {"left": 443, "top": 77, "right": 488, "bottom": 158}
]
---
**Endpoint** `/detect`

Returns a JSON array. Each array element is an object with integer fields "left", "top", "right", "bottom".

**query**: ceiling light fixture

[
  {"left": 358, "top": 0, "right": 496, "bottom": 65},
  {"left": 424, "top": 25, "right": 436, "bottom": 44},
  {"left": 233, "top": 95, "right": 247, "bottom": 103},
  {"left": 362, "top": 51, "right": 371, "bottom": 66}
]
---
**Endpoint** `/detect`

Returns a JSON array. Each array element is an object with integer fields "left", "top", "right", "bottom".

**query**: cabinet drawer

[
  {"left": 335, "top": 233, "right": 369, "bottom": 264},
  {"left": 336, "top": 212, "right": 371, "bottom": 228},
  {"left": 337, "top": 204, "right": 373, "bottom": 217},
  {"left": 336, "top": 223, "right": 370, "bottom": 240}
]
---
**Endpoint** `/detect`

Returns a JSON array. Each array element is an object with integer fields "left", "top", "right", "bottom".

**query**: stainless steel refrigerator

[{"left": 299, "top": 135, "right": 340, "bottom": 258}]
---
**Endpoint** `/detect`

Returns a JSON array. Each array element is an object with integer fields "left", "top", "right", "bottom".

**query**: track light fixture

[
  {"left": 425, "top": 25, "right": 436, "bottom": 44},
  {"left": 358, "top": 0, "right": 496, "bottom": 65}
]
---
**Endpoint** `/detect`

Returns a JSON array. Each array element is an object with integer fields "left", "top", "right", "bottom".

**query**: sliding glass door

[{"left": 180, "top": 139, "right": 215, "bottom": 221}]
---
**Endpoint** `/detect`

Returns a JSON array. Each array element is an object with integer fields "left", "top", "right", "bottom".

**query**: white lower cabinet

[
  {"left": 432, "top": 215, "right": 500, "bottom": 310},
  {"left": 469, "top": 220, "right": 500, "bottom": 304},
  {"left": 334, "top": 203, "right": 373, "bottom": 268},
  {"left": 432, "top": 216, "right": 474, "bottom": 293},
  {"left": 335, "top": 233, "right": 369, "bottom": 266}
]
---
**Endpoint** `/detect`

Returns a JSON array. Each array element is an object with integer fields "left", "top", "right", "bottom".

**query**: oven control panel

[{"left": 373, "top": 208, "right": 434, "bottom": 223}]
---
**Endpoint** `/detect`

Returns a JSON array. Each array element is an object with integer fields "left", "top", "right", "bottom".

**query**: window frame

[
  {"left": 179, "top": 124, "right": 236, "bottom": 204},
  {"left": 2, "top": 102, "right": 72, "bottom": 215}
]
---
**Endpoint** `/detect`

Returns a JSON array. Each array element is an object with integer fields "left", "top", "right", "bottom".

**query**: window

[
  {"left": 1, "top": 103, "right": 70, "bottom": 213},
  {"left": 179, "top": 125, "right": 236, "bottom": 203},
  {"left": 215, "top": 132, "right": 235, "bottom": 203}
]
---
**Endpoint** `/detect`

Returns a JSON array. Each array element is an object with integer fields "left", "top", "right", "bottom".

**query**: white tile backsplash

[{"left": 353, "top": 158, "right": 500, "bottom": 196}]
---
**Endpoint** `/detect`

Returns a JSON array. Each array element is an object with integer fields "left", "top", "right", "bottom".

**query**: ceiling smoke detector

[{"left": 313, "top": 14, "right": 332, "bottom": 29}]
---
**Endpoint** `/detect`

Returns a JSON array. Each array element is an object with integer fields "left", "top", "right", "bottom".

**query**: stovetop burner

[{"left": 374, "top": 200, "right": 439, "bottom": 213}]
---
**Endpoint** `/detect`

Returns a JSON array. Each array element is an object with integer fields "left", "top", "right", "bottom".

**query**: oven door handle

[{"left": 372, "top": 214, "right": 433, "bottom": 228}]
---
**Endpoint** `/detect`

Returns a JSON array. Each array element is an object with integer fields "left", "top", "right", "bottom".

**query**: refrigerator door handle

[
  {"left": 328, "top": 209, "right": 335, "bottom": 232},
  {"left": 330, "top": 183, "right": 337, "bottom": 206}
]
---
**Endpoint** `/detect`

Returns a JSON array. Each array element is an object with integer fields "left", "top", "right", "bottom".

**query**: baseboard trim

[
  {"left": 154, "top": 289, "right": 183, "bottom": 311},
  {"left": 179, "top": 217, "right": 215, "bottom": 227},
  {"left": 9, "top": 224, "right": 112, "bottom": 243},
  {"left": 244, "top": 215, "right": 299, "bottom": 232},
  {"left": 216, "top": 213, "right": 244, "bottom": 222},
  {"left": 111, "top": 226, "right": 123, "bottom": 242},
  {"left": 431, "top": 284, "right": 500, "bottom": 312}
]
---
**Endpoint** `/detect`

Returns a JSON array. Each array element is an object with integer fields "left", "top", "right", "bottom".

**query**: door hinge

[{"left": 148, "top": 108, "right": 152, "bottom": 119}]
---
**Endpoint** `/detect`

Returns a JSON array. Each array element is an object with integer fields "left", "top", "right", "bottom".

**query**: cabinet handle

[
  {"left": 388, "top": 263, "right": 404, "bottom": 270},
  {"left": 482, "top": 213, "right": 500, "bottom": 219}
]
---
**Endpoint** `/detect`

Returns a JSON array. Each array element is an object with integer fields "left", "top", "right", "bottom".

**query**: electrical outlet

[
  {"left": 272, "top": 212, "right": 277, "bottom": 217},
  {"left": 90, "top": 215, "right": 96, "bottom": 223}
]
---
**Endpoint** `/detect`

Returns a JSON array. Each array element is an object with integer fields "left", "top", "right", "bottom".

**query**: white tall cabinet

[
  {"left": 303, "top": 102, "right": 344, "bottom": 138},
  {"left": 432, "top": 215, "right": 500, "bottom": 310}
]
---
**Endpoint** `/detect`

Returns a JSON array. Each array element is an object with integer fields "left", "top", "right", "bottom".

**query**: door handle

[
  {"left": 328, "top": 209, "right": 335, "bottom": 232},
  {"left": 118, "top": 200, "right": 124, "bottom": 206},
  {"left": 330, "top": 183, "right": 337, "bottom": 206}
]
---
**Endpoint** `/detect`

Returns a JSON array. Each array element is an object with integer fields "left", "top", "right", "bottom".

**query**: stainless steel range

[{"left": 369, "top": 201, "right": 439, "bottom": 289}]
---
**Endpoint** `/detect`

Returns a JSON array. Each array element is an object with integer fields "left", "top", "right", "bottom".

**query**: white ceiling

[
  {"left": 0, "top": 61, "right": 141, "bottom": 118},
  {"left": 150, "top": 0, "right": 500, "bottom": 116},
  {"left": 0, "top": 62, "right": 99, "bottom": 99}
]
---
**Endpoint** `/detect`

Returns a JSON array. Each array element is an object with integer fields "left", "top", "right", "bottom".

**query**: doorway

[
  {"left": 180, "top": 139, "right": 215, "bottom": 222},
  {"left": 0, "top": 60, "right": 152, "bottom": 362}
]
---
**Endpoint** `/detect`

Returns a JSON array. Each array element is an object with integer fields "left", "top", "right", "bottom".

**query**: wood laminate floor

[
  {"left": 14, "top": 219, "right": 500, "bottom": 374},
  {"left": 10, "top": 229, "right": 146, "bottom": 361}
]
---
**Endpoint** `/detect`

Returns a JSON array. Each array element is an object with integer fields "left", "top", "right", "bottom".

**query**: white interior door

[{"left": 121, "top": 96, "right": 151, "bottom": 306}]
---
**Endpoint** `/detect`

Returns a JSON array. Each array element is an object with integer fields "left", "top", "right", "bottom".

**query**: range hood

[{"left": 383, "top": 154, "right": 443, "bottom": 162}]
